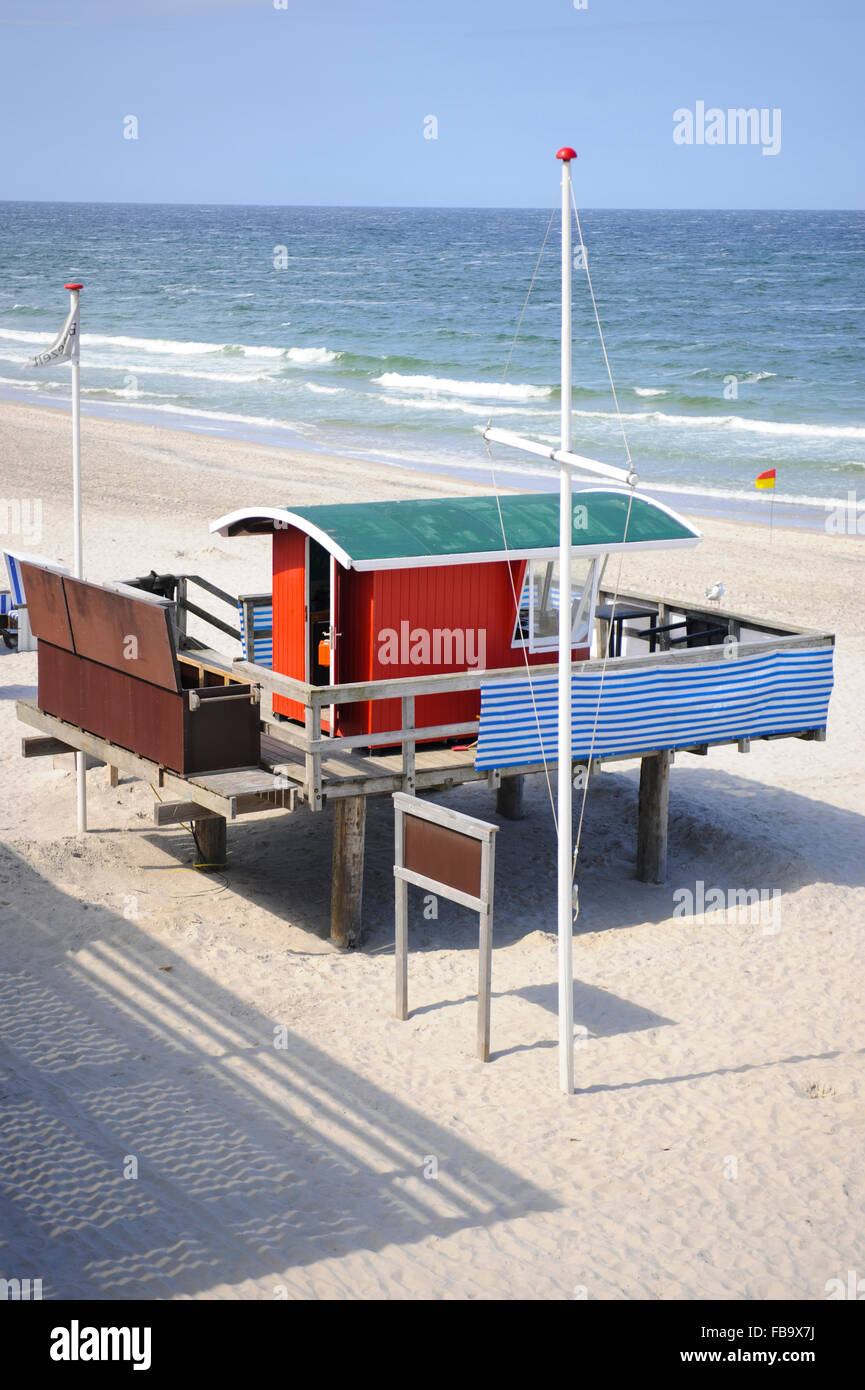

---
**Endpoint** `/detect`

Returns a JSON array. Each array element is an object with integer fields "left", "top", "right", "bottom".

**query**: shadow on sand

[{"left": 0, "top": 844, "right": 555, "bottom": 1300}]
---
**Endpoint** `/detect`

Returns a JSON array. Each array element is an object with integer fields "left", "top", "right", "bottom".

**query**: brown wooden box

[{"left": 22, "top": 563, "right": 260, "bottom": 776}]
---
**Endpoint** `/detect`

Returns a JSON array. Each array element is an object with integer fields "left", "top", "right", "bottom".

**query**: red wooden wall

[
  {"left": 271, "top": 526, "right": 589, "bottom": 739},
  {"left": 272, "top": 527, "right": 306, "bottom": 721}
]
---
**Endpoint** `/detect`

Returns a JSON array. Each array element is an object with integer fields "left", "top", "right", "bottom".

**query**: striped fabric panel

[
  {"left": 475, "top": 646, "right": 834, "bottom": 769},
  {"left": 2, "top": 553, "right": 25, "bottom": 606},
  {"left": 238, "top": 602, "right": 274, "bottom": 668}
]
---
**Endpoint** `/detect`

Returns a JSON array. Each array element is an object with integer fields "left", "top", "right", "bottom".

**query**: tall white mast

[
  {"left": 66, "top": 281, "right": 87, "bottom": 835},
  {"left": 556, "top": 147, "right": 576, "bottom": 1095}
]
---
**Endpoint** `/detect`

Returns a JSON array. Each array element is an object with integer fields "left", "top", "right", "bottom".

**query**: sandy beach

[{"left": 1, "top": 396, "right": 864, "bottom": 1301}]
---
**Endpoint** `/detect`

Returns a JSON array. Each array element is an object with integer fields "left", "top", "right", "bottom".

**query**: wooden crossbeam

[
  {"left": 153, "top": 788, "right": 296, "bottom": 826},
  {"left": 21, "top": 735, "right": 74, "bottom": 758}
]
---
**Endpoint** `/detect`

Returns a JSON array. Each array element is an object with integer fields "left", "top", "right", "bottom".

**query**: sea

[{"left": 0, "top": 202, "right": 862, "bottom": 523}]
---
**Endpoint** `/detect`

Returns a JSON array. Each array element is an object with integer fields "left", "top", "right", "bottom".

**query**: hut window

[{"left": 513, "top": 557, "right": 599, "bottom": 652}]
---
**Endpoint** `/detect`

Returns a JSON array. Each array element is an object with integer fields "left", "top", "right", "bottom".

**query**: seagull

[{"left": 705, "top": 581, "right": 726, "bottom": 606}]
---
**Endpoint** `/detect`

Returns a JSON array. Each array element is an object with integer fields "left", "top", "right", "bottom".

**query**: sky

[{"left": 0, "top": 0, "right": 862, "bottom": 208}]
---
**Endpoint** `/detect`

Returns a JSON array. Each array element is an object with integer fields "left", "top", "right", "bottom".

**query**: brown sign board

[
  {"left": 403, "top": 813, "right": 483, "bottom": 901},
  {"left": 19, "top": 562, "right": 74, "bottom": 652},
  {"left": 393, "top": 792, "right": 498, "bottom": 1062}
]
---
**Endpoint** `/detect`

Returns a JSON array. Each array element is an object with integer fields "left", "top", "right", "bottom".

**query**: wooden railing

[{"left": 231, "top": 590, "right": 833, "bottom": 811}]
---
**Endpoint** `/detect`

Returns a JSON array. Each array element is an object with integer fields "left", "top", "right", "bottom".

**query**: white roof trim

[{"left": 210, "top": 507, "right": 353, "bottom": 570}]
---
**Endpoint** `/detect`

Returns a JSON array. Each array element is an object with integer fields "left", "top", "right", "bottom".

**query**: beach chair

[{"left": 3, "top": 548, "right": 69, "bottom": 654}]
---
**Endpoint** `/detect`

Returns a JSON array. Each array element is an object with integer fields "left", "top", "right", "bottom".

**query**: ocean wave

[
  {"left": 569, "top": 406, "right": 865, "bottom": 440},
  {"left": 0, "top": 375, "right": 40, "bottom": 389},
  {"left": 634, "top": 387, "right": 669, "bottom": 397},
  {"left": 374, "top": 372, "right": 552, "bottom": 401},
  {"left": 286, "top": 347, "right": 338, "bottom": 364},
  {"left": 647, "top": 480, "right": 863, "bottom": 510},
  {"left": 687, "top": 367, "right": 778, "bottom": 383},
  {"left": 83, "top": 386, "right": 181, "bottom": 400},
  {"left": 377, "top": 392, "right": 548, "bottom": 417},
  {"left": 306, "top": 383, "right": 344, "bottom": 395},
  {"left": 0, "top": 327, "right": 339, "bottom": 364},
  {"left": 75, "top": 397, "right": 313, "bottom": 435}
]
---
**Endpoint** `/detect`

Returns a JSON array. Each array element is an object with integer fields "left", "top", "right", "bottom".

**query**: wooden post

[
  {"left": 331, "top": 794, "right": 366, "bottom": 948},
  {"left": 193, "top": 814, "right": 226, "bottom": 870},
  {"left": 401, "top": 694, "right": 416, "bottom": 796},
  {"left": 175, "top": 576, "right": 188, "bottom": 646},
  {"left": 305, "top": 704, "right": 322, "bottom": 811},
  {"left": 496, "top": 773, "right": 524, "bottom": 820},
  {"left": 636, "top": 750, "right": 671, "bottom": 884},
  {"left": 395, "top": 806, "right": 408, "bottom": 1019},
  {"left": 477, "top": 836, "right": 495, "bottom": 1063}
]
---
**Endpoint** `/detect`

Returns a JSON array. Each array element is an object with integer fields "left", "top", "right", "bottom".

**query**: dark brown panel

[
  {"left": 38, "top": 641, "right": 184, "bottom": 769},
  {"left": 19, "top": 562, "right": 74, "bottom": 651},
  {"left": 403, "top": 814, "right": 482, "bottom": 900},
  {"left": 63, "top": 577, "right": 180, "bottom": 693},
  {"left": 37, "top": 643, "right": 260, "bottom": 775},
  {"left": 182, "top": 689, "right": 260, "bottom": 774}
]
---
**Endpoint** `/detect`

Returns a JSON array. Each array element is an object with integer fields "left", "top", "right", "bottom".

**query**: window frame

[{"left": 511, "top": 556, "right": 600, "bottom": 654}]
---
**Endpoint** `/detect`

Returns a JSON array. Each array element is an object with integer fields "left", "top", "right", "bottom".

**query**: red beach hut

[{"left": 211, "top": 489, "right": 701, "bottom": 739}]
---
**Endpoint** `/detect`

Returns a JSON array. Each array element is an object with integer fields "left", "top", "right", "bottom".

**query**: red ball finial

[
  {"left": 556, "top": 147, "right": 577, "bottom": 162},
  {"left": 65, "top": 282, "right": 83, "bottom": 290}
]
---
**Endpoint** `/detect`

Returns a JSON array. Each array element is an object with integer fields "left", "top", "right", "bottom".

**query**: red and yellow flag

[{"left": 755, "top": 469, "right": 776, "bottom": 490}]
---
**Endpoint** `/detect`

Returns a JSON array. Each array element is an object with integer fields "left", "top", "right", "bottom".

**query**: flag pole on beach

[
  {"left": 756, "top": 468, "right": 776, "bottom": 543},
  {"left": 67, "top": 284, "right": 84, "bottom": 582},
  {"left": 482, "top": 146, "right": 637, "bottom": 1094},
  {"left": 556, "top": 147, "right": 577, "bottom": 1097},
  {"left": 30, "top": 282, "right": 86, "bottom": 832}
]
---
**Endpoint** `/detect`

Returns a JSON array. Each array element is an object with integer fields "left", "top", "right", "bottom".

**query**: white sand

[{"left": 1, "top": 399, "right": 863, "bottom": 1300}]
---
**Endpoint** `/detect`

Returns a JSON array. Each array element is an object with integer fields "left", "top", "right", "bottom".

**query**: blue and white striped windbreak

[{"left": 474, "top": 646, "right": 834, "bottom": 769}]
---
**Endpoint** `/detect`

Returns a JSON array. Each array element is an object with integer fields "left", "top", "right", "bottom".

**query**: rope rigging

[{"left": 483, "top": 191, "right": 640, "bottom": 897}]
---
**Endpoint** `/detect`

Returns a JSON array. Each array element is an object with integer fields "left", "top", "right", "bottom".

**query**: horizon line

[{"left": 1, "top": 198, "right": 862, "bottom": 213}]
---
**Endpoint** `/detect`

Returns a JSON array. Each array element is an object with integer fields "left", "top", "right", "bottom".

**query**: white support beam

[{"left": 483, "top": 426, "right": 637, "bottom": 487}]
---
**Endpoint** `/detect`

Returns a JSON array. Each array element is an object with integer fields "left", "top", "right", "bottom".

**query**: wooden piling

[
  {"left": 331, "top": 794, "right": 367, "bottom": 948},
  {"left": 496, "top": 773, "right": 525, "bottom": 821},
  {"left": 636, "top": 750, "right": 671, "bottom": 884},
  {"left": 193, "top": 814, "right": 226, "bottom": 871}
]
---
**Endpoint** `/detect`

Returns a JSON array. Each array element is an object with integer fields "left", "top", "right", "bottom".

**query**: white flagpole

[
  {"left": 65, "top": 281, "right": 87, "bottom": 834},
  {"left": 556, "top": 148, "right": 576, "bottom": 1095}
]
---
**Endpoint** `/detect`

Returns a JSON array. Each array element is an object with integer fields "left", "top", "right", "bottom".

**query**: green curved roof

[{"left": 211, "top": 490, "right": 701, "bottom": 570}]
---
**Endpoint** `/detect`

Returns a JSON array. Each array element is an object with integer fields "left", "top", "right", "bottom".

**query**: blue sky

[{"left": 0, "top": 0, "right": 862, "bottom": 208}]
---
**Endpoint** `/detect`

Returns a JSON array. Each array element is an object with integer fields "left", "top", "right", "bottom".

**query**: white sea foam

[
  {"left": 83, "top": 386, "right": 181, "bottom": 400},
  {"left": 634, "top": 387, "right": 669, "bottom": 397},
  {"left": 286, "top": 347, "right": 337, "bottom": 364},
  {"left": 0, "top": 327, "right": 339, "bottom": 363},
  {"left": 570, "top": 406, "right": 865, "bottom": 441},
  {"left": 306, "top": 383, "right": 344, "bottom": 395},
  {"left": 374, "top": 372, "right": 552, "bottom": 401},
  {"left": 377, "top": 393, "right": 545, "bottom": 417}
]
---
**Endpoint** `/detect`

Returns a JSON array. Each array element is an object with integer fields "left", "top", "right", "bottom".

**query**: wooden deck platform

[{"left": 15, "top": 585, "right": 834, "bottom": 949}]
